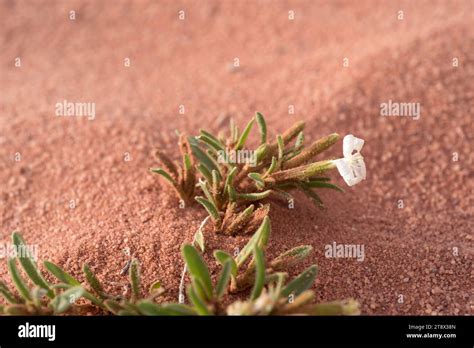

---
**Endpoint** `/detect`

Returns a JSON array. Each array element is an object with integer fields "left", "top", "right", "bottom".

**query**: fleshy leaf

[
  {"left": 215, "top": 260, "right": 232, "bottom": 300},
  {"left": 281, "top": 265, "right": 318, "bottom": 297},
  {"left": 12, "top": 232, "right": 53, "bottom": 298},
  {"left": 235, "top": 216, "right": 271, "bottom": 267},
  {"left": 250, "top": 246, "right": 265, "bottom": 300},
  {"left": 129, "top": 259, "right": 141, "bottom": 300},
  {"left": 213, "top": 250, "right": 238, "bottom": 277},
  {"left": 44, "top": 261, "right": 81, "bottom": 286},
  {"left": 51, "top": 286, "right": 84, "bottom": 313},
  {"left": 182, "top": 245, "right": 213, "bottom": 300},
  {"left": 235, "top": 118, "right": 254, "bottom": 150},
  {"left": 83, "top": 264, "right": 106, "bottom": 299},
  {"left": 255, "top": 112, "right": 267, "bottom": 145}
]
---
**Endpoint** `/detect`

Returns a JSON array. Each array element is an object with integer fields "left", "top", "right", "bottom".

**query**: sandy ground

[{"left": 0, "top": 0, "right": 473, "bottom": 315}]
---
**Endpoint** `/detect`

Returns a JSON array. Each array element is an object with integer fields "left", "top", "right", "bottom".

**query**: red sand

[{"left": 0, "top": 0, "right": 472, "bottom": 315}]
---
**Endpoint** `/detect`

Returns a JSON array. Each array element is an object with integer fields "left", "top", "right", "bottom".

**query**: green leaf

[
  {"left": 237, "top": 190, "right": 272, "bottom": 202},
  {"left": 150, "top": 168, "right": 176, "bottom": 185},
  {"left": 305, "top": 181, "right": 344, "bottom": 192},
  {"left": 212, "top": 168, "right": 222, "bottom": 183},
  {"left": 161, "top": 303, "right": 197, "bottom": 315},
  {"left": 187, "top": 285, "right": 211, "bottom": 315},
  {"left": 0, "top": 281, "right": 19, "bottom": 304},
  {"left": 277, "top": 135, "right": 284, "bottom": 159},
  {"left": 248, "top": 173, "right": 264, "bottom": 189},
  {"left": 51, "top": 286, "right": 85, "bottom": 313},
  {"left": 308, "top": 177, "right": 331, "bottom": 182},
  {"left": 129, "top": 259, "right": 140, "bottom": 300},
  {"left": 227, "top": 185, "right": 237, "bottom": 202},
  {"left": 250, "top": 246, "right": 265, "bottom": 300},
  {"left": 137, "top": 300, "right": 196, "bottom": 316},
  {"left": 211, "top": 169, "right": 222, "bottom": 194},
  {"left": 215, "top": 260, "right": 232, "bottom": 300},
  {"left": 49, "top": 277, "right": 102, "bottom": 307},
  {"left": 294, "top": 131, "right": 304, "bottom": 150},
  {"left": 263, "top": 156, "right": 278, "bottom": 177},
  {"left": 199, "top": 134, "right": 226, "bottom": 152},
  {"left": 83, "top": 264, "right": 106, "bottom": 299},
  {"left": 44, "top": 261, "right": 81, "bottom": 286},
  {"left": 224, "top": 166, "right": 237, "bottom": 197},
  {"left": 136, "top": 300, "right": 169, "bottom": 315},
  {"left": 103, "top": 299, "right": 123, "bottom": 315},
  {"left": 300, "top": 185, "right": 325, "bottom": 208},
  {"left": 155, "top": 149, "right": 178, "bottom": 178},
  {"left": 190, "top": 276, "right": 209, "bottom": 304},
  {"left": 235, "top": 216, "right": 271, "bottom": 267},
  {"left": 198, "top": 180, "right": 216, "bottom": 207},
  {"left": 272, "top": 272, "right": 287, "bottom": 300},
  {"left": 12, "top": 232, "right": 53, "bottom": 298},
  {"left": 189, "top": 136, "right": 219, "bottom": 172},
  {"left": 213, "top": 250, "right": 238, "bottom": 277},
  {"left": 257, "top": 215, "right": 271, "bottom": 248},
  {"left": 183, "top": 153, "right": 193, "bottom": 171},
  {"left": 193, "top": 229, "right": 205, "bottom": 252},
  {"left": 255, "top": 112, "right": 267, "bottom": 144},
  {"left": 182, "top": 245, "right": 213, "bottom": 300},
  {"left": 270, "top": 245, "right": 313, "bottom": 270},
  {"left": 195, "top": 196, "right": 221, "bottom": 223},
  {"left": 197, "top": 163, "right": 213, "bottom": 183},
  {"left": 235, "top": 118, "right": 255, "bottom": 150},
  {"left": 255, "top": 143, "right": 268, "bottom": 162},
  {"left": 281, "top": 265, "right": 318, "bottom": 297},
  {"left": 200, "top": 129, "right": 222, "bottom": 146}
]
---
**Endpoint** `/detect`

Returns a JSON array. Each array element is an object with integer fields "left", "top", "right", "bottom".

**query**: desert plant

[
  {"left": 178, "top": 216, "right": 359, "bottom": 315},
  {"left": 181, "top": 241, "right": 359, "bottom": 316},
  {"left": 1, "top": 230, "right": 359, "bottom": 316},
  {"left": 81, "top": 259, "right": 196, "bottom": 316},
  {"left": 0, "top": 232, "right": 197, "bottom": 316},
  {"left": 151, "top": 112, "right": 366, "bottom": 234},
  {"left": 1, "top": 114, "right": 366, "bottom": 316},
  {"left": 0, "top": 232, "right": 87, "bottom": 315},
  {"left": 150, "top": 133, "right": 196, "bottom": 205}
]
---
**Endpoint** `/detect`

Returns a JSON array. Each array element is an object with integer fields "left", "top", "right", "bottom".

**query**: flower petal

[
  {"left": 352, "top": 157, "right": 366, "bottom": 181},
  {"left": 334, "top": 159, "right": 357, "bottom": 186},
  {"left": 343, "top": 134, "right": 365, "bottom": 158}
]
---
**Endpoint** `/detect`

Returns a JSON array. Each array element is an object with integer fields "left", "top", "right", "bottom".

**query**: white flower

[{"left": 332, "top": 134, "right": 366, "bottom": 187}]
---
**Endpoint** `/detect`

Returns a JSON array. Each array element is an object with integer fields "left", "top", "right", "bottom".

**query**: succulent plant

[
  {"left": 151, "top": 112, "right": 353, "bottom": 234},
  {"left": 181, "top": 240, "right": 359, "bottom": 315},
  {"left": 179, "top": 217, "right": 359, "bottom": 316},
  {"left": 0, "top": 232, "right": 86, "bottom": 315},
  {"left": 0, "top": 113, "right": 366, "bottom": 317},
  {"left": 1, "top": 229, "right": 359, "bottom": 316}
]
